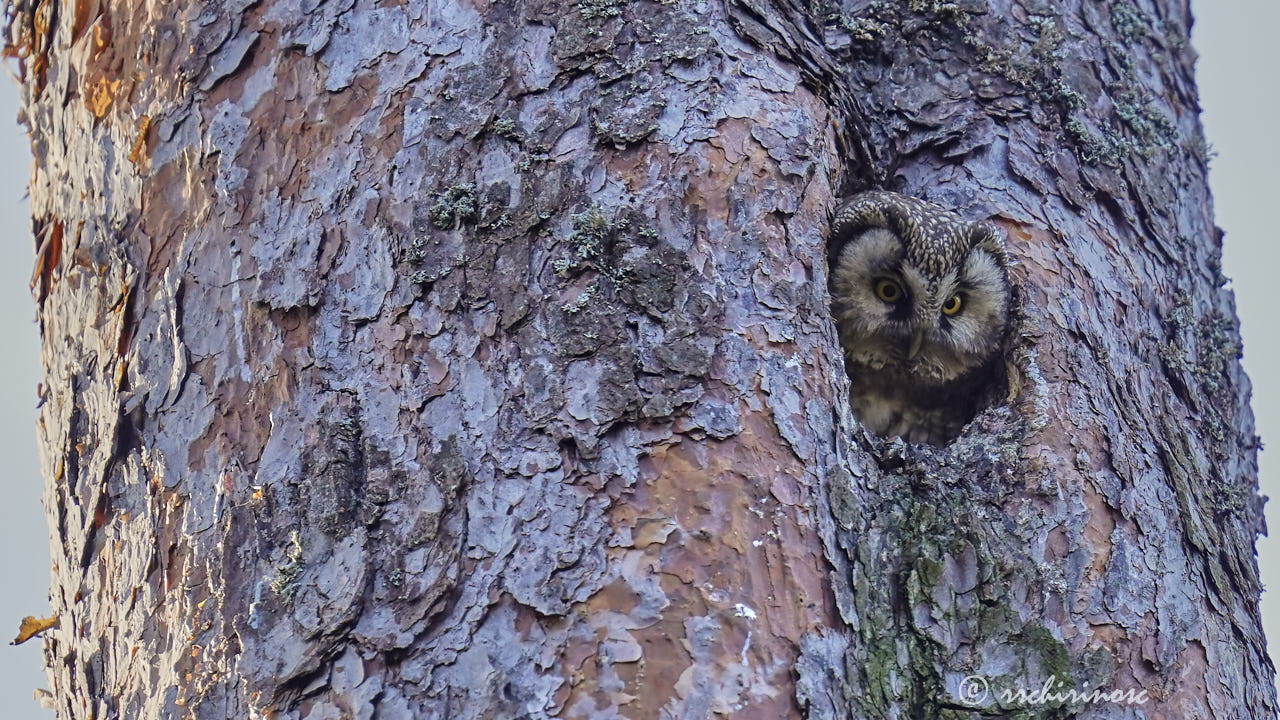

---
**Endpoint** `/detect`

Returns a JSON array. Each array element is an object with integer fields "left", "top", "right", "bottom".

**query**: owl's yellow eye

[
  {"left": 942, "top": 293, "right": 963, "bottom": 316},
  {"left": 874, "top": 279, "right": 903, "bottom": 303}
]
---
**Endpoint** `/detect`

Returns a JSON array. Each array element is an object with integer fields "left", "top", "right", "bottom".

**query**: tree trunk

[{"left": 11, "top": 0, "right": 1272, "bottom": 717}]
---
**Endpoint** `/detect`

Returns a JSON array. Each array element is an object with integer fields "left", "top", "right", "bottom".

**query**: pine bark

[{"left": 11, "top": 0, "right": 1272, "bottom": 718}]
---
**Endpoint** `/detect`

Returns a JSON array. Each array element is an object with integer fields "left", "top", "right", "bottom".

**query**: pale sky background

[{"left": 0, "top": 3, "right": 1274, "bottom": 716}]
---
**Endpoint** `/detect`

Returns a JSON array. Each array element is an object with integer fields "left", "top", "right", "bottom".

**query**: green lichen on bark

[
  {"left": 269, "top": 530, "right": 306, "bottom": 604},
  {"left": 832, "top": 403, "right": 1087, "bottom": 718},
  {"left": 428, "top": 184, "right": 478, "bottom": 230},
  {"left": 823, "top": 2, "right": 1178, "bottom": 167},
  {"left": 1158, "top": 296, "right": 1247, "bottom": 463},
  {"left": 553, "top": 205, "right": 678, "bottom": 308},
  {"left": 548, "top": 204, "right": 686, "bottom": 356}
]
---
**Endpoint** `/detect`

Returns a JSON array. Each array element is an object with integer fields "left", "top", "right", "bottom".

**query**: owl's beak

[{"left": 906, "top": 329, "right": 924, "bottom": 360}]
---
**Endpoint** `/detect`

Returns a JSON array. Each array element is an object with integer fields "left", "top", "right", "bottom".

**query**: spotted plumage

[{"left": 829, "top": 191, "right": 1011, "bottom": 444}]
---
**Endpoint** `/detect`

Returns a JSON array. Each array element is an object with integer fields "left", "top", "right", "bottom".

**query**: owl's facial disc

[
  {"left": 830, "top": 227, "right": 1008, "bottom": 384},
  {"left": 905, "top": 248, "right": 1009, "bottom": 381}
]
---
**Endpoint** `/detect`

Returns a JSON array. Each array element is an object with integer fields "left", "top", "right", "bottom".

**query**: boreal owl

[{"left": 829, "top": 190, "right": 1011, "bottom": 445}]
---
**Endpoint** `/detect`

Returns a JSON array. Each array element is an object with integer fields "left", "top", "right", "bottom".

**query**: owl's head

[{"left": 830, "top": 192, "right": 1010, "bottom": 385}]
